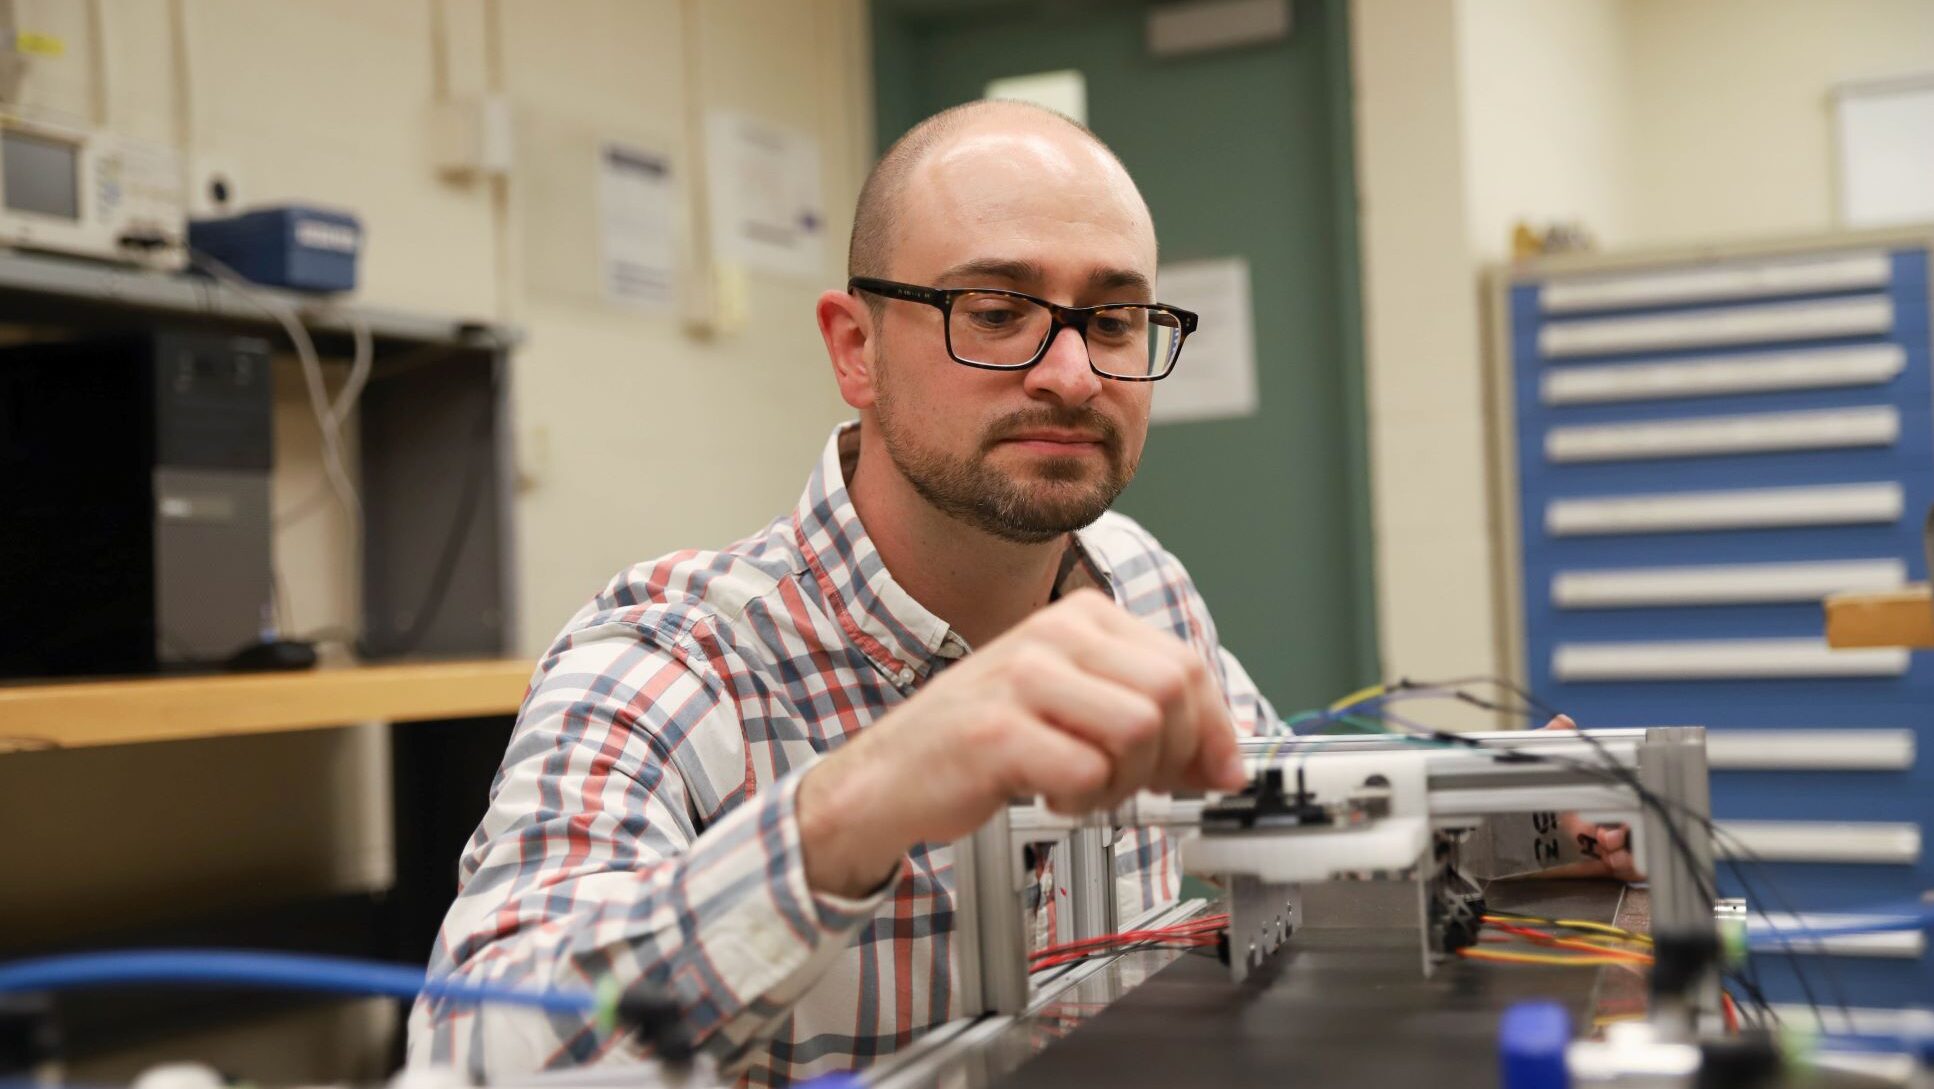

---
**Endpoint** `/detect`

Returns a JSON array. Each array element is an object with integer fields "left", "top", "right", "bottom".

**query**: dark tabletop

[{"left": 996, "top": 880, "right": 1630, "bottom": 1089}]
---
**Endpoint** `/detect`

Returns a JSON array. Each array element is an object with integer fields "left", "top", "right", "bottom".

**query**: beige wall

[
  {"left": 500, "top": 0, "right": 865, "bottom": 651},
  {"left": 1455, "top": 0, "right": 1632, "bottom": 260},
  {"left": 0, "top": 1, "right": 869, "bottom": 1078},
  {"left": 1622, "top": 0, "right": 1934, "bottom": 247},
  {"left": 1349, "top": 0, "right": 1499, "bottom": 729}
]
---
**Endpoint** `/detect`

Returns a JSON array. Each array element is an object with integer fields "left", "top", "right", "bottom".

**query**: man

[{"left": 409, "top": 100, "right": 1628, "bottom": 1085}]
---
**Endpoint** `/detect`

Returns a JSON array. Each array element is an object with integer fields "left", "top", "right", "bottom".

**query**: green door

[{"left": 871, "top": 0, "right": 1376, "bottom": 713}]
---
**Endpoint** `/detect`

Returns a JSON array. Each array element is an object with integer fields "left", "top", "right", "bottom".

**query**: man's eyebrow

[
  {"left": 934, "top": 258, "right": 1045, "bottom": 287},
  {"left": 1088, "top": 267, "right": 1153, "bottom": 299}
]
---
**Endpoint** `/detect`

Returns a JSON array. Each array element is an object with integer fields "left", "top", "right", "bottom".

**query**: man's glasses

[{"left": 848, "top": 277, "right": 1196, "bottom": 381}]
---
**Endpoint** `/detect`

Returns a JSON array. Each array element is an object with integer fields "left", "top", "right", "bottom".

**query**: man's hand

[
  {"left": 796, "top": 589, "right": 1249, "bottom": 898},
  {"left": 1537, "top": 714, "right": 1643, "bottom": 882}
]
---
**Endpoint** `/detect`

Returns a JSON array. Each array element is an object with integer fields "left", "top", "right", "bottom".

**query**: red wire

[
  {"left": 1031, "top": 913, "right": 1227, "bottom": 955},
  {"left": 1029, "top": 923, "right": 1223, "bottom": 962},
  {"left": 1029, "top": 937, "right": 1217, "bottom": 972},
  {"left": 1484, "top": 920, "right": 1654, "bottom": 964},
  {"left": 1029, "top": 914, "right": 1229, "bottom": 965},
  {"left": 1721, "top": 991, "right": 1740, "bottom": 1034}
]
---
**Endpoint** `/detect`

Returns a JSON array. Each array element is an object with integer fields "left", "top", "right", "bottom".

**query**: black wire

[
  {"left": 1439, "top": 696, "right": 1833, "bottom": 1025},
  {"left": 1367, "top": 682, "right": 1724, "bottom": 910},
  {"left": 1482, "top": 694, "right": 1849, "bottom": 1026},
  {"left": 1370, "top": 676, "right": 1839, "bottom": 1028},
  {"left": 1679, "top": 806, "right": 1855, "bottom": 1024},
  {"left": 1485, "top": 686, "right": 1842, "bottom": 1026},
  {"left": 1726, "top": 969, "right": 1779, "bottom": 1026}
]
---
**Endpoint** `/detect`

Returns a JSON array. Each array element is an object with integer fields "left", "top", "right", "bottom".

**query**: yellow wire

[
  {"left": 1250, "top": 684, "right": 1389, "bottom": 773},
  {"left": 1328, "top": 682, "right": 1385, "bottom": 712},
  {"left": 1560, "top": 935, "right": 1653, "bottom": 955},
  {"left": 1459, "top": 948, "right": 1640, "bottom": 967},
  {"left": 1546, "top": 919, "right": 1654, "bottom": 946},
  {"left": 1484, "top": 914, "right": 1654, "bottom": 946}
]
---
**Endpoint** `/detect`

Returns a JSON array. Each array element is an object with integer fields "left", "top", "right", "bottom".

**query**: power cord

[{"left": 0, "top": 949, "right": 695, "bottom": 1071}]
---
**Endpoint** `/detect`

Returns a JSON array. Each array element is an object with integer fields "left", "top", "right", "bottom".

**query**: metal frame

[{"left": 954, "top": 727, "right": 1719, "bottom": 1021}]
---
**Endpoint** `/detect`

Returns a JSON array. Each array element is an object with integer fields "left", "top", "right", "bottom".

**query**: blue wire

[{"left": 0, "top": 950, "right": 601, "bottom": 1016}]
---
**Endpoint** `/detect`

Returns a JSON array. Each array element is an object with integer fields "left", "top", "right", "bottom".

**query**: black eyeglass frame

[{"left": 848, "top": 276, "right": 1197, "bottom": 381}]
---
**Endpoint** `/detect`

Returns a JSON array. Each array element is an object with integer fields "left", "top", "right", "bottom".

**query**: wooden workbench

[
  {"left": 1825, "top": 584, "right": 1934, "bottom": 650},
  {"left": 0, "top": 659, "right": 534, "bottom": 751}
]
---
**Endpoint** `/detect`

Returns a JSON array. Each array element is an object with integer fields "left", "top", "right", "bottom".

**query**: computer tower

[{"left": 0, "top": 331, "right": 276, "bottom": 677}]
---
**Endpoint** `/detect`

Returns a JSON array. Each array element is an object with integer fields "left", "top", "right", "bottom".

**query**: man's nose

[{"left": 1021, "top": 324, "right": 1103, "bottom": 405}]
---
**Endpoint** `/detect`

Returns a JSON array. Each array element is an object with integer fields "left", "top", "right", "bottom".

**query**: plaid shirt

[{"left": 409, "top": 423, "right": 1276, "bottom": 1086}]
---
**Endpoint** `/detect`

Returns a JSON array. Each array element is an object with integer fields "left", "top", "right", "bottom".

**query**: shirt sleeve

[
  {"left": 406, "top": 618, "right": 894, "bottom": 1080},
  {"left": 1213, "top": 645, "right": 1277, "bottom": 741}
]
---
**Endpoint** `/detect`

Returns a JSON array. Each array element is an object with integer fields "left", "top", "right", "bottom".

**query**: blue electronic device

[{"left": 187, "top": 204, "right": 362, "bottom": 294}]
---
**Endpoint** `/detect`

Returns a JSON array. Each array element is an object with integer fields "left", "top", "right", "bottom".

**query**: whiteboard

[{"left": 1834, "top": 75, "right": 1934, "bottom": 228}]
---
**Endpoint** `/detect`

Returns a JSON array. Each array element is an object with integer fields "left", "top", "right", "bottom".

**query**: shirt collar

[{"left": 790, "top": 422, "right": 1116, "bottom": 687}]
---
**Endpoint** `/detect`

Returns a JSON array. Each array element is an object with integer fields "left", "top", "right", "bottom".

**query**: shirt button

[{"left": 895, "top": 667, "right": 916, "bottom": 686}]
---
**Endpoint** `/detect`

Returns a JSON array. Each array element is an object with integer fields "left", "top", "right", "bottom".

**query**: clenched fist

[{"left": 797, "top": 589, "right": 1249, "bottom": 897}]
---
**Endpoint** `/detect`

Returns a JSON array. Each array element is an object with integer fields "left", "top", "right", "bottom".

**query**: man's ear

[{"left": 817, "top": 289, "right": 878, "bottom": 410}]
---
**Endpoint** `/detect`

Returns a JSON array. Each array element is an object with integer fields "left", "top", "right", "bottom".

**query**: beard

[{"left": 872, "top": 365, "right": 1137, "bottom": 545}]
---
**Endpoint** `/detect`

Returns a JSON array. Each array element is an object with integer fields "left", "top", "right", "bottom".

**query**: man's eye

[{"left": 966, "top": 306, "right": 1023, "bottom": 328}]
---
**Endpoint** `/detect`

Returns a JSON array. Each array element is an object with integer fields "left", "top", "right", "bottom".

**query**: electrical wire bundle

[
  {"left": 1467, "top": 913, "right": 1757, "bottom": 1034},
  {"left": 1028, "top": 913, "right": 1230, "bottom": 974},
  {"left": 1259, "top": 674, "right": 1921, "bottom": 1034},
  {"left": 1466, "top": 911, "right": 1655, "bottom": 968}
]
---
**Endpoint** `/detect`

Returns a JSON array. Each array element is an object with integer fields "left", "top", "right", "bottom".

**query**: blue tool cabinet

[{"left": 1495, "top": 234, "right": 1934, "bottom": 1015}]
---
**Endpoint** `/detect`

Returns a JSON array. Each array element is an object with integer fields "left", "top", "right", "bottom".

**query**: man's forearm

[
  {"left": 413, "top": 768, "right": 891, "bottom": 1077},
  {"left": 798, "top": 750, "right": 907, "bottom": 898}
]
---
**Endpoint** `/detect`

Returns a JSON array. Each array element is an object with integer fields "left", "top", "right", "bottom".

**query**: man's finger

[
  {"left": 1173, "top": 662, "right": 1243, "bottom": 792},
  {"left": 1017, "top": 663, "right": 1162, "bottom": 801},
  {"left": 1184, "top": 702, "right": 1247, "bottom": 792},
  {"left": 999, "top": 716, "right": 1114, "bottom": 814},
  {"left": 1048, "top": 594, "right": 1245, "bottom": 792},
  {"left": 1016, "top": 661, "right": 1163, "bottom": 757}
]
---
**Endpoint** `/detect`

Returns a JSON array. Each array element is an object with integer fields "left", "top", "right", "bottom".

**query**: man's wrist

[{"left": 798, "top": 753, "right": 903, "bottom": 899}]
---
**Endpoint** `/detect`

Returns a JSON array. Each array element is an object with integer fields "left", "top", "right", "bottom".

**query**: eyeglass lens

[{"left": 948, "top": 292, "right": 1182, "bottom": 377}]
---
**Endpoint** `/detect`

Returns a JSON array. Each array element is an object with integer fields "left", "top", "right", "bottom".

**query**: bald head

[{"left": 847, "top": 100, "right": 1148, "bottom": 282}]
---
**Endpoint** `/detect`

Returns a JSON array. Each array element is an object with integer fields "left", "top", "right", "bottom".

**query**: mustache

[{"left": 980, "top": 406, "right": 1123, "bottom": 453}]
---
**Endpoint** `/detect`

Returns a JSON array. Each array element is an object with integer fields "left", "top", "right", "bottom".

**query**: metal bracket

[
  {"left": 1638, "top": 726, "right": 1719, "bottom": 1033},
  {"left": 1227, "top": 875, "right": 1299, "bottom": 983},
  {"left": 1065, "top": 825, "right": 1117, "bottom": 943},
  {"left": 952, "top": 807, "right": 1029, "bottom": 1017}
]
